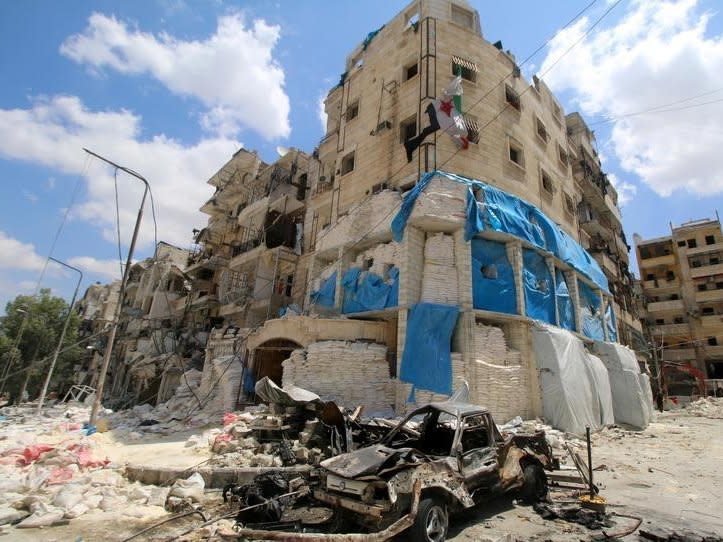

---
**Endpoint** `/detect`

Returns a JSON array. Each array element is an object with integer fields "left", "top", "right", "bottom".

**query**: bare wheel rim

[{"left": 425, "top": 506, "right": 446, "bottom": 541}]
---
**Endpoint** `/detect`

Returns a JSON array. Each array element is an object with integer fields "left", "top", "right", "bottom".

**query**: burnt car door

[{"left": 454, "top": 413, "right": 500, "bottom": 492}]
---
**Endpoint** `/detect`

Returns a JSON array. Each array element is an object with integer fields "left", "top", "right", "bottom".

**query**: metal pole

[
  {"left": 586, "top": 425, "right": 594, "bottom": 498},
  {"left": 36, "top": 258, "right": 83, "bottom": 413},
  {"left": 84, "top": 148, "right": 151, "bottom": 425}
]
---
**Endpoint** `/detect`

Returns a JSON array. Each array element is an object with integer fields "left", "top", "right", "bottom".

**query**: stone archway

[{"left": 252, "top": 339, "right": 302, "bottom": 387}]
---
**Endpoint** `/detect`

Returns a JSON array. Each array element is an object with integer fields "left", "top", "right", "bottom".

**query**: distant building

[{"left": 635, "top": 217, "right": 723, "bottom": 396}]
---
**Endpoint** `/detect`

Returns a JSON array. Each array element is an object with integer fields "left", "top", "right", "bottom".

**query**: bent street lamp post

[
  {"left": 36, "top": 257, "right": 83, "bottom": 413},
  {"left": 84, "top": 148, "right": 150, "bottom": 425}
]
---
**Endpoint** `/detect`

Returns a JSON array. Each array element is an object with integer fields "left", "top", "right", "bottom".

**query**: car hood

[{"left": 320, "top": 444, "right": 426, "bottom": 479}]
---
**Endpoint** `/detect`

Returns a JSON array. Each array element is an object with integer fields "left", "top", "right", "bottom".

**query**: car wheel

[
  {"left": 410, "top": 497, "right": 448, "bottom": 542},
  {"left": 520, "top": 463, "right": 548, "bottom": 504}
]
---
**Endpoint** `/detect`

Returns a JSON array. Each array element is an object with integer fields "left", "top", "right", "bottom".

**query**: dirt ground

[{"left": 4, "top": 408, "right": 722, "bottom": 541}]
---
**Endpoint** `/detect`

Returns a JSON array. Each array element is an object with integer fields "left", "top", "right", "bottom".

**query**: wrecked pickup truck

[{"left": 310, "top": 401, "right": 556, "bottom": 541}]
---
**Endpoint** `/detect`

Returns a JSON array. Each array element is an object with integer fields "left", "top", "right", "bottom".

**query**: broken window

[
  {"left": 712, "top": 256, "right": 720, "bottom": 265},
  {"left": 646, "top": 273, "right": 655, "bottom": 281},
  {"left": 677, "top": 240, "right": 687, "bottom": 247},
  {"left": 403, "top": 62, "right": 418, "bottom": 81},
  {"left": 698, "top": 284, "right": 707, "bottom": 291},
  {"left": 463, "top": 114, "right": 480, "bottom": 144},
  {"left": 400, "top": 114, "right": 417, "bottom": 144},
  {"left": 346, "top": 100, "right": 359, "bottom": 121},
  {"left": 508, "top": 138, "right": 524, "bottom": 168},
  {"left": 552, "top": 102, "right": 563, "bottom": 123},
  {"left": 451, "top": 4, "right": 475, "bottom": 30},
  {"left": 541, "top": 169, "right": 554, "bottom": 195},
  {"left": 706, "top": 235, "right": 716, "bottom": 245},
  {"left": 717, "top": 282, "right": 723, "bottom": 290},
  {"left": 536, "top": 117, "right": 549, "bottom": 144},
  {"left": 452, "top": 55, "right": 478, "bottom": 82},
  {"left": 340, "top": 151, "right": 355, "bottom": 175},
  {"left": 481, "top": 264, "right": 498, "bottom": 279},
  {"left": 702, "top": 307, "right": 715, "bottom": 316},
  {"left": 708, "top": 337, "right": 718, "bottom": 346},
  {"left": 687, "top": 238, "right": 697, "bottom": 249},
  {"left": 666, "top": 270, "right": 675, "bottom": 280},
  {"left": 558, "top": 143, "right": 569, "bottom": 166},
  {"left": 655, "top": 319, "right": 664, "bottom": 325},
  {"left": 505, "top": 84, "right": 520, "bottom": 111},
  {"left": 691, "top": 259, "right": 701, "bottom": 268},
  {"left": 564, "top": 193, "right": 575, "bottom": 216}
]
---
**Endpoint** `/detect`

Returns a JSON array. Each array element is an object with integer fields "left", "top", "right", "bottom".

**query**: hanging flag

[{"left": 404, "top": 75, "right": 469, "bottom": 162}]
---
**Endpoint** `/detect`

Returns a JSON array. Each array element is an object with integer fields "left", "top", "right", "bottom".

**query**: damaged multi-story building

[
  {"left": 81, "top": 0, "right": 651, "bottom": 432},
  {"left": 635, "top": 217, "right": 723, "bottom": 398}
]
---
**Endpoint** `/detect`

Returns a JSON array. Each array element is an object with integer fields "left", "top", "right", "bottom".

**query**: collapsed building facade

[
  {"left": 78, "top": 0, "right": 651, "bottom": 432},
  {"left": 635, "top": 217, "right": 723, "bottom": 397}
]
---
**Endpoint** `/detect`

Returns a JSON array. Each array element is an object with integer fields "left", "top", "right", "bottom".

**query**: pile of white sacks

[
  {"left": 421, "top": 233, "right": 459, "bottom": 305},
  {"left": 283, "top": 341, "right": 393, "bottom": 415}
]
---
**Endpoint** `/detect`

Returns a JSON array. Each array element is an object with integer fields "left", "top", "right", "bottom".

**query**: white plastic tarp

[
  {"left": 532, "top": 324, "right": 613, "bottom": 434},
  {"left": 585, "top": 354, "right": 615, "bottom": 426},
  {"left": 592, "top": 342, "right": 652, "bottom": 429}
]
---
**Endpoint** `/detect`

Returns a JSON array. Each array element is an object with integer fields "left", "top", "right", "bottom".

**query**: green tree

[{"left": 0, "top": 288, "right": 81, "bottom": 403}]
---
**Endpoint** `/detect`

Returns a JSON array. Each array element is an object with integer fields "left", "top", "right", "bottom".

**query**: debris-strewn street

[{"left": 1, "top": 396, "right": 721, "bottom": 541}]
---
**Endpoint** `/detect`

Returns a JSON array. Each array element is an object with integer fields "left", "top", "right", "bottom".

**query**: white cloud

[
  {"left": 0, "top": 95, "right": 239, "bottom": 249},
  {"left": 23, "top": 190, "right": 38, "bottom": 203},
  {"left": 607, "top": 173, "right": 637, "bottom": 207},
  {"left": 0, "top": 231, "right": 46, "bottom": 272},
  {"left": 46, "top": 176, "right": 56, "bottom": 190},
  {"left": 67, "top": 256, "right": 122, "bottom": 280},
  {"left": 540, "top": 0, "right": 723, "bottom": 197},
  {"left": 61, "top": 12, "right": 290, "bottom": 140},
  {"left": 317, "top": 94, "right": 327, "bottom": 133}
]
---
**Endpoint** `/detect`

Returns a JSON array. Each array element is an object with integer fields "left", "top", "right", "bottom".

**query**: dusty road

[{"left": 447, "top": 408, "right": 723, "bottom": 541}]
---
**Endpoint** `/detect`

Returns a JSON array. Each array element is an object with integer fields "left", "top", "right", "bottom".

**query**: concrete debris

[{"left": 685, "top": 397, "right": 723, "bottom": 419}]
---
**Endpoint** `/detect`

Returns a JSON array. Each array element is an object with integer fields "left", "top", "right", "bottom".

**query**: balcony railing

[{"left": 647, "top": 299, "right": 684, "bottom": 312}]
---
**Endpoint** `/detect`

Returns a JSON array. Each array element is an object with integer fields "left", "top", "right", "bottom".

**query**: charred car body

[{"left": 313, "top": 401, "right": 556, "bottom": 541}]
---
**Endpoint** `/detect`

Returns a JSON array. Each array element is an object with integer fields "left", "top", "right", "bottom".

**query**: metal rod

[
  {"left": 85, "top": 148, "right": 150, "bottom": 425},
  {"left": 586, "top": 425, "right": 594, "bottom": 497},
  {"left": 36, "top": 257, "right": 83, "bottom": 413}
]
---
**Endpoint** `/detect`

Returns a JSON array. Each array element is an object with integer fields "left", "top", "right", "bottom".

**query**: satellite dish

[{"left": 276, "top": 146, "right": 291, "bottom": 157}]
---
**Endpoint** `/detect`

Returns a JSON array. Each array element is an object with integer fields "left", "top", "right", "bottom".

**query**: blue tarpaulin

[
  {"left": 342, "top": 266, "right": 399, "bottom": 313},
  {"left": 391, "top": 170, "right": 609, "bottom": 293},
  {"left": 555, "top": 269, "right": 575, "bottom": 331},
  {"left": 605, "top": 302, "right": 618, "bottom": 342},
  {"left": 310, "top": 271, "right": 337, "bottom": 307},
  {"left": 579, "top": 279, "right": 604, "bottom": 341},
  {"left": 399, "top": 303, "right": 460, "bottom": 395},
  {"left": 471, "top": 239, "right": 517, "bottom": 314},
  {"left": 523, "top": 249, "right": 555, "bottom": 324}
]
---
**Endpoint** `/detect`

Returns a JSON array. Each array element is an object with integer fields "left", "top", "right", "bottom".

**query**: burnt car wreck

[{"left": 235, "top": 398, "right": 557, "bottom": 541}]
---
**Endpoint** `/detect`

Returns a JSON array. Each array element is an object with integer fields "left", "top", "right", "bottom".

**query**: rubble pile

[
  {"left": 0, "top": 403, "right": 170, "bottom": 530},
  {"left": 685, "top": 396, "right": 723, "bottom": 418}
]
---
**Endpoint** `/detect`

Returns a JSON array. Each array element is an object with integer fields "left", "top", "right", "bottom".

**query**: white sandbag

[
  {"left": 168, "top": 472, "right": 205, "bottom": 503},
  {"left": 0, "top": 506, "right": 29, "bottom": 526},
  {"left": 16, "top": 503, "right": 64, "bottom": 529}
]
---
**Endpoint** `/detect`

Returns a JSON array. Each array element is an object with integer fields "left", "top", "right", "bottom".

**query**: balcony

[
  {"left": 642, "top": 278, "right": 680, "bottom": 292},
  {"left": 661, "top": 348, "right": 696, "bottom": 362},
  {"left": 687, "top": 241, "right": 723, "bottom": 256},
  {"left": 695, "top": 289, "right": 723, "bottom": 303},
  {"left": 592, "top": 251, "right": 619, "bottom": 279},
  {"left": 652, "top": 323, "right": 690, "bottom": 336},
  {"left": 690, "top": 262, "right": 723, "bottom": 278},
  {"left": 647, "top": 299, "right": 684, "bottom": 312},
  {"left": 639, "top": 254, "right": 675, "bottom": 268},
  {"left": 700, "top": 314, "right": 723, "bottom": 328},
  {"left": 703, "top": 345, "right": 723, "bottom": 358}
]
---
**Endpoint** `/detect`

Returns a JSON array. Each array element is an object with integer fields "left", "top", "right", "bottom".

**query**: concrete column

[
  {"left": 546, "top": 257, "right": 559, "bottom": 326},
  {"left": 507, "top": 241, "right": 524, "bottom": 316},
  {"left": 336, "top": 247, "right": 354, "bottom": 311},
  {"left": 566, "top": 270, "right": 582, "bottom": 332}
]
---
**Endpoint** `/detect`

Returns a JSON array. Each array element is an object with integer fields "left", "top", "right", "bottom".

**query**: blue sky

[{"left": 1, "top": 0, "right": 723, "bottom": 311}]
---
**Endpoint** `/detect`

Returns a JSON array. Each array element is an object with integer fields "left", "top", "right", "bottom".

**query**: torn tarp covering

[
  {"left": 605, "top": 301, "right": 618, "bottom": 342},
  {"left": 523, "top": 249, "right": 555, "bottom": 324},
  {"left": 391, "top": 170, "right": 609, "bottom": 292},
  {"left": 341, "top": 266, "right": 399, "bottom": 313},
  {"left": 555, "top": 269, "right": 575, "bottom": 331},
  {"left": 471, "top": 239, "right": 516, "bottom": 314},
  {"left": 310, "top": 271, "right": 337, "bottom": 307},
  {"left": 578, "top": 279, "right": 604, "bottom": 341},
  {"left": 399, "top": 303, "right": 460, "bottom": 395},
  {"left": 254, "top": 376, "right": 322, "bottom": 407}
]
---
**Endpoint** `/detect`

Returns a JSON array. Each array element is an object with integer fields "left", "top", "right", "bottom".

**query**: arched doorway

[{"left": 252, "top": 339, "right": 302, "bottom": 387}]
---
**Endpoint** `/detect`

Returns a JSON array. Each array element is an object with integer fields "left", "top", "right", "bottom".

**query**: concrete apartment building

[
  {"left": 635, "top": 218, "right": 723, "bottom": 396},
  {"left": 78, "top": 0, "right": 650, "bottom": 428}
]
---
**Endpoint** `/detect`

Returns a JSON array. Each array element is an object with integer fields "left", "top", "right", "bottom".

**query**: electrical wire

[{"left": 113, "top": 168, "right": 124, "bottom": 278}]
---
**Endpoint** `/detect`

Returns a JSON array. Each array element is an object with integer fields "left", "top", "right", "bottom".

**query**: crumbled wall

[
  {"left": 282, "top": 341, "right": 393, "bottom": 414},
  {"left": 353, "top": 241, "right": 400, "bottom": 275}
]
